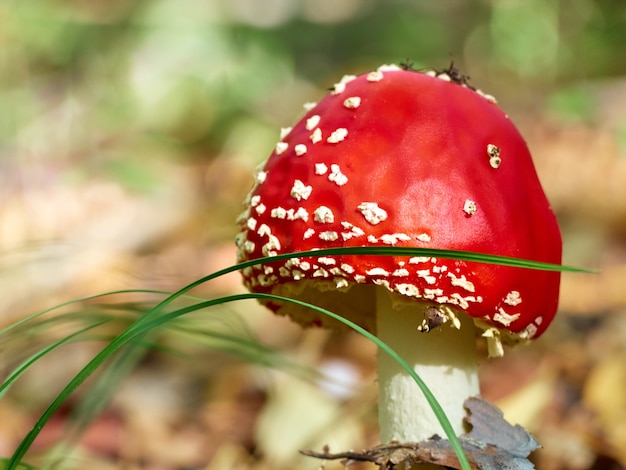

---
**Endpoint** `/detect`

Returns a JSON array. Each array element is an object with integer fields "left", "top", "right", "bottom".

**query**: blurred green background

[{"left": 1, "top": 1, "right": 626, "bottom": 469}]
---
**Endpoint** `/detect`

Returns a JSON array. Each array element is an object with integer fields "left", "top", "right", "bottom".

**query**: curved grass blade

[
  {"left": 59, "top": 339, "right": 149, "bottom": 459},
  {"left": 0, "top": 289, "right": 181, "bottom": 336},
  {"left": 252, "top": 293, "right": 472, "bottom": 470},
  {"left": 125, "top": 247, "right": 592, "bottom": 334},
  {"left": 0, "top": 459, "right": 34, "bottom": 470},
  {"left": 7, "top": 292, "right": 473, "bottom": 470},
  {"left": 7, "top": 247, "right": 588, "bottom": 469},
  {"left": 238, "top": 247, "right": 591, "bottom": 273},
  {"left": 0, "top": 320, "right": 111, "bottom": 399}
]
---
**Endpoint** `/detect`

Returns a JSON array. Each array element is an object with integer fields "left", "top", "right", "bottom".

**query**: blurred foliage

[{"left": 1, "top": 0, "right": 625, "bottom": 171}]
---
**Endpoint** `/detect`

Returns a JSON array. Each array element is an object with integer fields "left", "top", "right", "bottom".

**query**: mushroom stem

[{"left": 376, "top": 288, "right": 480, "bottom": 443}]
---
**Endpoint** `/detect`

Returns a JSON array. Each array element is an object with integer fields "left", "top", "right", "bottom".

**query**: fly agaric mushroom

[{"left": 235, "top": 64, "right": 562, "bottom": 444}]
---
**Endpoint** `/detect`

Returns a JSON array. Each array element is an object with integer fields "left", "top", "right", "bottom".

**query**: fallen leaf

[{"left": 301, "top": 396, "right": 540, "bottom": 469}]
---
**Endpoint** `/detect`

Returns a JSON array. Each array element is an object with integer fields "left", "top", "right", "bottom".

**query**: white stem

[{"left": 376, "top": 288, "right": 480, "bottom": 443}]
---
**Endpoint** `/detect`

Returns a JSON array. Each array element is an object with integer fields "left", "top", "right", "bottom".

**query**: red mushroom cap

[{"left": 236, "top": 65, "right": 562, "bottom": 347}]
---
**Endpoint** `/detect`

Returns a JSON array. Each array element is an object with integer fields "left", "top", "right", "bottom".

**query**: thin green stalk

[
  {"left": 0, "top": 289, "right": 179, "bottom": 336},
  {"left": 6, "top": 247, "right": 588, "bottom": 470},
  {"left": 127, "top": 247, "right": 592, "bottom": 332},
  {"left": 6, "top": 292, "right": 472, "bottom": 470},
  {"left": 0, "top": 320, "right": 111, "bottom": 398}
]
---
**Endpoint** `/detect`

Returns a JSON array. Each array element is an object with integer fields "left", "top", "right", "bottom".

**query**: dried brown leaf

[{"left": 301, "top": 396, "right": 540, "bottom": 469}]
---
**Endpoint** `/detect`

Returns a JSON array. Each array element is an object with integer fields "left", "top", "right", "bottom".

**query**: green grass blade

[
  {"left": 60, "top": 341, "right": 149, "bottom": 454},
  {"left": 237, "top": 247, "right": 591, "bottom": 273},
  {"left": 125, "top": 246, "right": 591, "bottom": 335},
  {"left": 7, "top": 292, "right": 472, "bottom": 470},
  {"left": 0, "top": 320, "right": 111, "bottom": 399},
  {"left": 0, "top": 289, "right": 179, "bottom": 336},
  {"left": 169, "top": 321, "right": 315, "bottom": 379},
  {"left": 146, "top": 292, "right": 475, "bottom": 470},
  {"left": 0, "top": 458, "right": 34, "bottom": 470},
  {"left": 246, "top": 293, "right": 472, "bottom": 470},
  {"left": 7, "top": 247, "right": 588, "bottom": 469}
]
